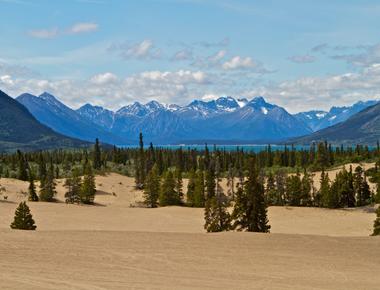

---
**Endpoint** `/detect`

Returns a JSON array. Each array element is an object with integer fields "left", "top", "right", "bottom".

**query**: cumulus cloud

[
  {"left": 109, "top": 39, "right": 161, "bottom": 60},
  {"left": 222, "top": 56, "right": 271, "bottom": 73},
  {"left": 67, "top": 22, "right": 98, "bottom": 34},
  {"left": 0, "top": 69, "right": 212, "bottom": 109},
  {"left": 243, "top": 63, "right": 380, "bottom": 113},
  {"left": 288, "top": 54, "right": 316, "bottom": 64}
]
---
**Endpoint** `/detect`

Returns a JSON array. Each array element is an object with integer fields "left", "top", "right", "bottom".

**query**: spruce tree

[
  {"left": 159, "top": 171, "right": 181, "bottom": 206},
  {"left": 186, "top": 170, "right": 196, "bottom": 207},
  {"left": 319, "top": 169, "right": 331, "bottom": 207},
  {"left": 93, "top": 138, "right": 102, "bottom": 170},
  {"left": 266, "top": 172, "right": 277, "bottom": 206},
  {"left": 286, "top": 171, "right": 303, "bottom": 206},
  {"left": 80, "top": 162, "right": 96, "bottom": 204},
  {"left": 28, "top": 177, "right": 39, "bottom": 202},
  {"left": 17, "top": 150, "right": 29, "bottom": 181},
  {"left": 39, "top": 161, "right": 56, "bottom": 202},
  {"left": 134, "top": 132, "right": 146, "bottom": 189},
  {"left": 204, "top": 192, "right": 231, "bottom": 232},
  {"left": 232, "top": 163, "right": 270, "bottom": 232},
  {"left": 372, "top": 207, "right": 380, "bottom": 236},
  {"left": 174, "top": 168, "right": 183, "bottom": 201},
  {"left": 193, "top": 170, "right": 205, "bottom": 207},
  {"left": 205, "top": 160, "right": 216, "bottom": 199},
  {"left": 64, "top": 168, "right": 82, "bottom": 204},
  {"left": 10, "top": 202, "right": 36, "bottom": 230},
  {"left": 143, "top": 164, "right": 160, "bottom": 208}
]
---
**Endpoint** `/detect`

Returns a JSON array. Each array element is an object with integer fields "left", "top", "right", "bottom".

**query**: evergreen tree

[
  {"left": 143, "top": 164, "right": 160, "bottom": 208},
  {"left": 10, "top": 202, "right": 36, "bottom": 230},
  {"left": 274, "top": 170, "right": 286, "bottom": 206},
  {"left": 39, "top": 161, "right": 56, "bottom": 202},
  {"left": 93, "top": 138, "right": 102, "bottom": 170},
  {"left": 328, "top": 173, "right": 344, "bottom": 208},
  {"left": 27, "top": 177, "right": 39, "bottom": 202},
  {"left": 204, "top": 191, "right": 231, "bottom": 232},
  {"left": 193, "top": 170, "right": 205, "bottom": 207},
  {"left": 319, "top": 169, "right": 331, "bottom": 207},
  {"left": 159, "top": 171, "right": 181, "bottom": 206},
  {"left": 64, "top": 168, "right": 82, "bottom": 204},
  {"left": 80, "top": 162, "right": 96, "bottom": 204},
  {"left": 205, "top": 160, "right": 216, "bottom": 199},
  {"left": 186, "top": 170, "right": 196, "bottom": 207},
  {"left": 286, "top": 171, "right": 303, "bottom": 206},
  {"left": 135, "top": 132, "right": 146, "bottom": 189},
  {"left": 300, "top": 169, "right": 313, "bottom": 206},
  {"left": 17, "top": 150, "right": 29, "bottom": 181},
  {"left": 266, "top": 172, "right": 277, "bottom": 206},
  {"left": 232, "top": 163, "right": 270, "bottom": 232},
  {"left": 174, "top": 168, "right": 183, "bottom": 201},
  {"left": 372, "top": 207, "right": 380, "bottom": 236}
]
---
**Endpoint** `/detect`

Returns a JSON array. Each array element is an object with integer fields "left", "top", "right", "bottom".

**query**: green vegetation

[{"left": 10, "top": 202, "right": 37, "bottom": 230}]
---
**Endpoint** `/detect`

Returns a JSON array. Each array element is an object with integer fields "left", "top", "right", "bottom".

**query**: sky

[{"left": 1, "top": 0, "right": 380, "bottom": 113}]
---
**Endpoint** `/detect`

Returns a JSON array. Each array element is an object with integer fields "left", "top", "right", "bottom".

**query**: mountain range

[
  {"left": 0, "top": 90, "right": 87, "bottom": 152},
  {"left": 3, "top": 90, "right": 379, "bottom": 148},
  {"left": 290, "top": 102, "right": 380, "bottom": 145},
  {"left": 17, "top": 92, "right": 378, "bottom": 144}
]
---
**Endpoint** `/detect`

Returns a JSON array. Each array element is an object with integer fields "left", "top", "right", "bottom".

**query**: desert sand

[{"left": 0, "top": 164, "right": 379, "bottom": 289}]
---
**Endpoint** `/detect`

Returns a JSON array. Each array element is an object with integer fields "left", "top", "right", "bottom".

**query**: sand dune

[{"left": 0, "top": 166, "right": 379, "bottom": 289}]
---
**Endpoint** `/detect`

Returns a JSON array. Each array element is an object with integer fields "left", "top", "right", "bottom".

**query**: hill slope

[
  {"left": 17, "top": 92, "right": 128, "bottom": 145},
  {"left": 290, "top": 102, "right": 380, "bottom": 144},
  {"left": 0, "top": 90, "right": 87, "bottom": 152}
]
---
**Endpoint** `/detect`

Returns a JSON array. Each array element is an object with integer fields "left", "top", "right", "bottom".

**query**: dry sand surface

[{"left": 0, "top": 166, "right": 380, "bottom": 289}]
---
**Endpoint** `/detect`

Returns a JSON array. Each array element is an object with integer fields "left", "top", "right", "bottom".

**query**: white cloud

[
  {"left": 171, "top": 49, "right": 193, "bottom": 61},
  {"left": 109, "top": 39, "right": 161, "bottom": 60},
  {"left": 222, "top": 56, "right": 256, "bottom": 70},
  {"left": 90, "top": 72, "right": 118, "bottom": 85},
  {"left": 68, "top": 22, "right": 98, "bottom": 34},
  {"left": 28, "top": 28, "right": 58, "bottom": 39},
  {"left": 28, "top": 22, "right": 98, "bottom": 39},
  {"left": 0, "top": 69, "right": 211, "bottom": 109}
]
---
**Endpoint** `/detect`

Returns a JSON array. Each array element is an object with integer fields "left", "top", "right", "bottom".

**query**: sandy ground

[{"left": 0, "top": 165, "right": 379, "bottom": 289}]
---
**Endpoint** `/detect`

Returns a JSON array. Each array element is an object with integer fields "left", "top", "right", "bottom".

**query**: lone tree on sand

[{"left": 10, "top": 202, "right": 37, "bottom": 230}]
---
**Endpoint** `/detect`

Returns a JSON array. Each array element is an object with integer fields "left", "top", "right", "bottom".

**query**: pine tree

[
  {"left": 205, "top": 160, "right": 216, "bottom": 200},
  {"left": 204, "top": 192, "right": 231, "bottom": 232},
  {"left": 39, "top": 161, "right": 56, "bottom": 202},
  {"left": 266, "top": 172, "right": 277, "bottom": 206},
  {"left": 159, "top": 171, "right": 181, "bottom": 206},
  {"left": 17, "top": 150, "right": 29, "bottom": 181},
  {"left": 372, "top": 207, "right": 380, "bottom": 236},
  {"left": 174, "top": 168, "right": 183, "bottom": 201},
  {"left": 143, "top": 164, "right": 160, "bottom": 208},
  {"left": 186, "top": 170, "right": 196, "bottom": 207},
  {"left": 300, "top": 169, "right": 313, "bottom": 206},
  {"left": 64, "top": 168, "right": 82, "bottom": 204},
  {"left": 193, "top": 170, "right": 205, "bottom": 207},
  {"left": 134, "top": 132, "right": 146, "bottom": 189},
  {"left": 286, "top": 171, "right": 303, "bottom": 206},
  {"left": 93, "top": 138, "right": 102, "bottom": 170},
  {"left": 319, "top": 169, "right": 331, "bottom": 207},
  {"left": 10, "top": 202, "right": 36, "bottom": 230},
  {"left": 80, "top": 162, "right": 96, "bottom": 204},
  {"left": 28, "top": 177, "right": 39, "bottom": 202},
  {"left": 232, "top": 163, "right": 270, "bottom": 232}
]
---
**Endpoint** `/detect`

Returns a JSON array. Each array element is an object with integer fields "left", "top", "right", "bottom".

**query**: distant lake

[
  {"left": 120, "top": 144, "right": 377, "bottom": 152},
  {"left": 121, "top": 144, "right": 310, "bottom": 152}
]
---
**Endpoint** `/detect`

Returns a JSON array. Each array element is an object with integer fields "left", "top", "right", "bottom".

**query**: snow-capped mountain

[
  {"left": 20, "top": 92, "right": 375, "bottom": 145},
  {"left": 295, "top": 100, "right": 379, "bottom": 131}
]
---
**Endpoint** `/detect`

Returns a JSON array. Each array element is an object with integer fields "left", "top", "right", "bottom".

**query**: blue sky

[{"left": 1, "top": 0, "right": 380, "bottom": 112}]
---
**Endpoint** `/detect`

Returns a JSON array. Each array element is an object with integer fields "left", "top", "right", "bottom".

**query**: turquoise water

[{"left": 121, "top": 144, "right": 310, "bottom": 152}]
